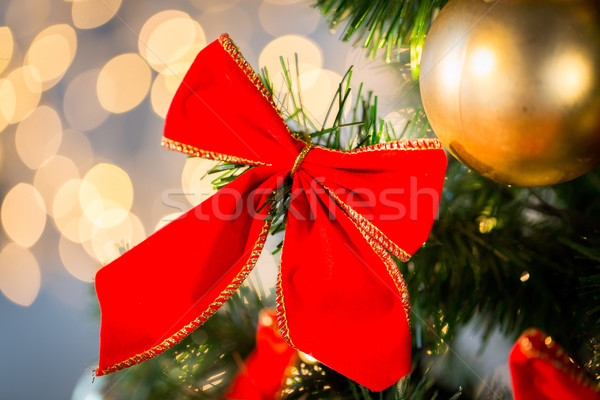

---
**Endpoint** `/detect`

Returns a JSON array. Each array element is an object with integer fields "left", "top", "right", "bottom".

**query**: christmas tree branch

[{"left": 314, "top": 0, "right": 448, "bottom": 71}]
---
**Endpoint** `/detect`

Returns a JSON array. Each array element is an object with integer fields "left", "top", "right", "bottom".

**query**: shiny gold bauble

[{"left": 419, "top": 0, "right": 600, "bottom": 186}]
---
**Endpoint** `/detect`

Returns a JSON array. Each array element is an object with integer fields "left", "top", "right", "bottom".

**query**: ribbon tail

[
  {"left": 509, "top": 329, "right": 600, "bottom": 400},
  {"left": 275, "top": 170, "right": 411, "bottom": 391},
  {"left": 95, "top": 168, "right": 285, "bottom": 376}
]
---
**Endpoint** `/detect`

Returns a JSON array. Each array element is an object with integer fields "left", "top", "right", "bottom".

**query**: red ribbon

[
  {"left": 509, "top": 328, "right": 600, "bottom": 400},
  {"left": 225, "top": 309, "right": 298, "bottom": 399},
  {"left": 94, "top": 34, "right": 447, "bottom": 391}
]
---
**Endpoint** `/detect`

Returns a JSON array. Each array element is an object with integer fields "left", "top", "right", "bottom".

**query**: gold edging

[
  {"left": 218, "top": 34, "right": 278, "bottom": 114},
  {"left": 161, "top": 137, "right": 269, "bottom": 166},
  {"left": 275, "top": 243, "right": 295, "bottom": 349},
  {"left": 366, "top": 230, "right": 412, "bottom": 327},
  {"left": 95, "top": 220, "right": 272, "bottom": 376},
  {"left": 290, "top": 143, "right": 314, "bottom": 178},
  {"left": 322, "top": 184, "right": 411, "bottom": 325},
  {"left": 218, "top": 33, "right": 305, "bottom": 144},
  {"left": 323, "top": 184, "right": 411, "bottom": 262},
  {"left": 319, "top": 138, "right": 443, "bottom": 155},
  {"left": 516, "top": 328, "right": 600, "bottom": 391}
]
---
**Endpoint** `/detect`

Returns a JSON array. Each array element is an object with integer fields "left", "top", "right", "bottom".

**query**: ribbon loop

[{"left": 95, "top": 34, "right": 448, "bottom": 392}]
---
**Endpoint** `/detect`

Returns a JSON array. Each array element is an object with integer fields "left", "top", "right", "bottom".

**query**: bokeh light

[
  {"left": 15, "top": 105, "right": 63, "bottom": 169},
  {"left": 53, "top": 179, "right": 93, "bottom": 244},
  {"left": 259, "top": 1, "right": 320, "bottom": 36},
  {"left": 58, "top": 129, "right": 94, "bottom": 173},
  {"left": 181, "top": 157, "right": 219, "bottom": 206},
  {"left": 24, "top": 24, "right": 77, "bottom": 90},
  {"left": 1, "top": 183, "right": 46, "bottom": 248},
  {"left": 71, "top": 0, "right": 122, "bottom": 29},
  {"left": 6, "top": 66, "right": 42, "bottom": 123},
  {"left": 58, "top": 235, "right": 99, "bottom": 282},
  {"left": 259, "top": 35, "right": 323, "bottom": 92},
  {"left": 0, "top": 27, "right": 14, "bottom": 75},
  {"left": 34, "top": 155, "right": 80, "bottom": 216},
  {"left": 64, "top": 69, "right": 110, "bottom": 131},
  {"left": 0, "top": 243, "right": 41, "bottom": 307},
  {"left": 0, "top": 78, "right": 15, "bottom": 132},
  {"left": 79, "top": 163, "right": 134, "bottom": 228},
  {"left": 0, "top": 138, "right": 4, "bottom": 173},
  {"left": 90, "top": 212, "right": 145, "bottom": 264},
  {"left": 150, "top": 70, "right": 185, "bottom": 118},
  {"left": 296, "top": 68, "right": 346, "bottom": 123},
  {"left": 154, "top": 211, "right": 184, "bottom": 232},
  {"left": 138, "top": 10, "right": 206, "bottom": 74},
  {"left": 97, "top": 53, "right": 152, "bottom": 113}
]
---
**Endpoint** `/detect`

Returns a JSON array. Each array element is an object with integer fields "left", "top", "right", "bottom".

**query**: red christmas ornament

[
  {"left": 509, "top": 328, "right": 600, "bottom": 400},
  {"left": 94, "top": 34, "right": 447, "bottom": 391},
  {"left": 225, "top": 309, "right": 298, "bottom": 400}
]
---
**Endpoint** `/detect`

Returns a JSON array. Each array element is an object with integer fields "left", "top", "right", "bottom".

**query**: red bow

[
  {"left": 510, "top": 328, "right": 600, "bottom": 400},
  {"left": 225, "top": 309, "right": 298, "bottom": 399},
  {"left": 94, "top": 34, "right": 447, "bottom": 391}
]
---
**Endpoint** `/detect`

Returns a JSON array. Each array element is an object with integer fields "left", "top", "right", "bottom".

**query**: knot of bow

[{"left": 94, "top": 34, "right": 447, "bottom": 391}]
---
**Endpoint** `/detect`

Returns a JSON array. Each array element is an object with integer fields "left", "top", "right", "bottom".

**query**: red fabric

[
  {"left": 95, "top": 34, "right": 447, "bottom": 391},
  {"left": 509, "top": 329, "right": 600, "bottom": 400},
  {"left": 225, "top": 310, "right": 298, "bottom": 399}
]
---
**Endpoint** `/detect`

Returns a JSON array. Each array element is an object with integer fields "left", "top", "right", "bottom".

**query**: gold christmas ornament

[{"left": 419, "top": 0, "right": 600, "bottom": 186}]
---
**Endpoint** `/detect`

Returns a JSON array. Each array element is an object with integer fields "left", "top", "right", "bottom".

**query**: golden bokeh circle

[
  {"left": 6, "top": 66, "right": 42, "bottom": 124},
  {"left": 80, "top": 163, "right": 134, "bottom": 227},
  {"left": 58, "top": 234, "right": 99, "bottom": 282},
  {"left": 0, "top": 27, "right": 14, "bottom": 75},
  {"left": 259, "top": 35, "right": 323, "bottom": 92},
  {"left": 97, "top": 53, "right": 152, "bottom": 113},
  {"left": 34, "top": 155, "right": 80, "bottom": 216},
  {"left": 0, "top": 79, "right": 15, "bottom": 133},
  {"left": 181, "top": 157, "right": 219, "bottom": 206},
  {"left": 90, "top": 212, "right": 146, "bottom": 264},
  {"left": 1, "top": 183, "right": 46, "bottom": 248},
  {"left": 139, "top": 10, "right": 206, "bottom": 74},
  {"left": 15, "top": 105, "right": 63, "bottom": 169},
  {"left": 154, "top": 211, "right": 184, "bottom": 232},
  {"left": 0, "top": 243, "right": 41, "bottom": 307},
  {"left": 150, "top": 70, "right": 186, "bottom": 118},
  {"left": 53, "top": 179, "right": 89, "bottom": 243},
  {"left": 58, "top": 129, "right": 94, "bottom": 173},
  {"left": 25, "top": 24, "right": 77, "bottom": 90}
]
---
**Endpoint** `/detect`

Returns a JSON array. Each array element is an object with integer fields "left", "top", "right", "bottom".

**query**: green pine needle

[{"left": 315, "top": 0, "right": 448, "bottom": 74}]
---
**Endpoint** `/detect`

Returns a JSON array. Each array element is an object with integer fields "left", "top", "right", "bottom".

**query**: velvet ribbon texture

[
  {"left": 94, "top": 34, "right": 447, "bottom": 391},
  {"left": 510, "top": 329, "right": 600, "bottom": 400}
]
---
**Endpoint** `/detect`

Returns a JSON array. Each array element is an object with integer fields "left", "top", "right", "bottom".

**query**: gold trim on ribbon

[
  {"left": 358, "top": 224, "right": 412, "bottom": 326},
  {"left": 95, "top": 220, "right": 272, "bottom": 376},
  {"left": 218, "top": 33, "right": 306, "bottom": 145},
  {"left": 323, "top": 185, "right": 411, "bottom": 262},
  {"left": 290, "top": 143, "right": 313, "bottom": 178},
  {"left": 321, "top": 184, "right": 411, "bottom": 324},
  {"left": 218, "top": 34, "right": 278, "bottom": 114},
  {"left": 275, "top": 258, "right": 295, "bottom": 349},
  {"left": 517, "top": 328, "right": 600, "bottom": 391},
  {"left": 161, "top": 137, "right": 269, "bottom": 166},
  {"left": 319, "top": 138, "right": 442, "bottom": 155}
]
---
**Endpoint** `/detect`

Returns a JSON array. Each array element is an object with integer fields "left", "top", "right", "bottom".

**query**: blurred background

[{"left": 0, "top": 1, "right": 512, "bottom": 399}]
